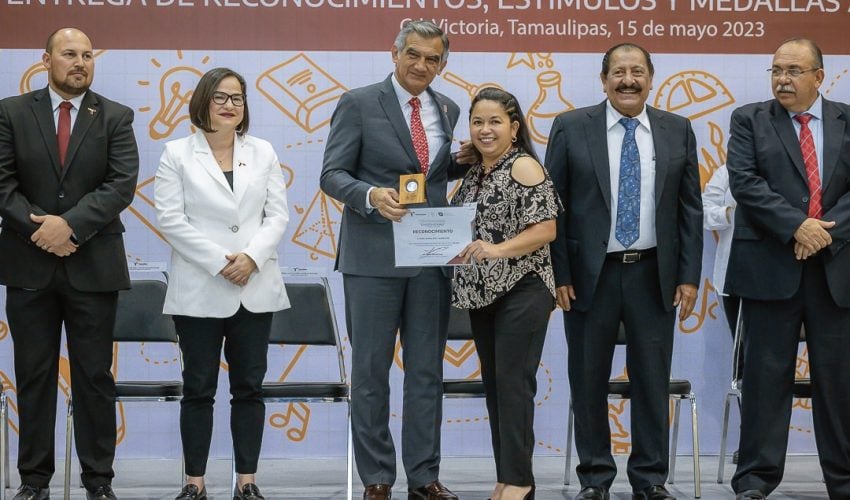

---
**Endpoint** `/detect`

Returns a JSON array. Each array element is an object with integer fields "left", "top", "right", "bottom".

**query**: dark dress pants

[
  {"left": 721, "top": 294, "right": 741, "bottom": 341},
  {"left": 732, "top": 257, "right": 850, "bottom": 498},
  {"left": 721, "top": 294, "right": 743, "bottom": 376},
  {"left": 343, "top": 268, "right": 450, "bottom": 489},
  {"left": 6, "top": 262, "right": 118, "bottom": 490},
  {"left": 173, "top": 306, "right": 272, "bottom": 476},
  {"left": 468, "top": 273, "right": 552, "bottom": 487},
  {"left": 564, "top": 254, "right": 675, "bottom": 492}
]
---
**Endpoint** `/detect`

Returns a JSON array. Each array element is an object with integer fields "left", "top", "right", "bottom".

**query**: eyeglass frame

[
  {"left": 767, "top": 67, "right": 821, "bottom": 79},
  {"left": 211, "top": 91, "right": 246, "bottom": 106}
]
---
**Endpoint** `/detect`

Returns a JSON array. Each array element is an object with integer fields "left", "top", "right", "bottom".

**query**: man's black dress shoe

[
  {"left": 175, "top": 484, "right": 207, "bottom": 500},
  {"left": 408, "top": 480, "right": 458, "bottom": 499},
  {"left": 364, "top": 484, "right": 392, "bottom": 500},
  {"left": 633, "top": 485, "right": 676, "bottom": 500},
  {"left": 575, "top": 486, "right": 610, "bottom": 500},
  {"left": 735, "top": 490, "right": 766, "bottom": 500},
  {"left": 13, "top": 485, "right": 49, "bottom": 500},
  {"left": 233, "top": 483, "right": 265, "bottom": 500},
  {"left": 86, "top": 484, "right": 117, "bottom": 500}
]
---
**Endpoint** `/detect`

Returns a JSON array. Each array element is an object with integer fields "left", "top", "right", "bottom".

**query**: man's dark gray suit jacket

[
  {"left": 725, "top": 98, "right": 850, "bottom": 306},
  {"left": 320, "top": 75, "right": 462, "bottom": 277}
]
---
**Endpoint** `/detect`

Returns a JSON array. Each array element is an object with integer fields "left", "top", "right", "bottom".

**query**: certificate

[{"left": 393, "top": 204, "right": 476, "bottom": 267}]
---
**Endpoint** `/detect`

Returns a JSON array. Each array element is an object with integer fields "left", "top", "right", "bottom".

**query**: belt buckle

[{"left": 622, "top": 251, "right": 640, "bottom": 264}]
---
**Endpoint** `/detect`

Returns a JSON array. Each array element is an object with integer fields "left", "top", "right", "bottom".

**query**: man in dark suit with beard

[
  {"left": 546, "top": 43, "right": 702, "bottom": 500},
  {"left": 726, "top": 37, "right": 850, "bottom": 500},
  {"left": 0, "top": 27, "right": 139, "bottom": 500}
]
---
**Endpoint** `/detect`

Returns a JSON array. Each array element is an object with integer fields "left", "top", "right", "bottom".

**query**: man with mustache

[
  {"left": 545, "top": 43, "right": 702, "bottom": 500},
  {"left": 0, "top": 27, "right": 139, "bottom": 500},
  {"left": 726, "top": 38, "right": 850, "bottom": 500}
]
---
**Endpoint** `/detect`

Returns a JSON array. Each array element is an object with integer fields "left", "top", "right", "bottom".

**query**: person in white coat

[
  {"left": 154, "top": 67, "right": 289, "bottom": 500},
  {"left": 702, "top": 164, "right": 740, "bottom": 339}
]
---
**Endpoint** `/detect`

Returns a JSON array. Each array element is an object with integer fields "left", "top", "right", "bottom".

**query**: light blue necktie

[{"left": 616, "top": 117, "right": 640, "bottom": 248}]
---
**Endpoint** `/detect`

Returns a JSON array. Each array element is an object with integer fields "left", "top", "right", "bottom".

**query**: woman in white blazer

[{"left": 154, "top": 68, "right": 289, "bottom": 500}]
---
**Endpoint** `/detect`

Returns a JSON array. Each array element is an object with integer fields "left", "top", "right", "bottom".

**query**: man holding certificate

[{"left": 320, "top": 20, "right": 470, "bottom": 500}]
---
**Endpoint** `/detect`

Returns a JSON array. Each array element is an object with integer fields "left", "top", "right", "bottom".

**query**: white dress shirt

[
  {"left": 605, "top": 101, "right": 657, "bottom": 252},
  {"left": 48, "top": 87, "right": 86, "bottom": 130}
]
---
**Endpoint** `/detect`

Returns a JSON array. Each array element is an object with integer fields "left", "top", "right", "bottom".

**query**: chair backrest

[
  {"left": 114, "top": 279, "right": 177, "bottom": 343},
  {"left": 447, "top": 306, "right": 472, "bottom": 341},
  {"left": 268, "top": 278, "right": 346, "bottom": 384},
  {"left": 269, "top": 281, "right": 338, "bottom": 346}
]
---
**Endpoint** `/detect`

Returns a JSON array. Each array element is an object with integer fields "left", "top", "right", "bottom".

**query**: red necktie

[
  {"left": 57, "top": 101, "right": 72, "bottom": 168},
  {"left": 409, "top": 97, "right": 429, "bottom": 175},
  {"left": 794, "top": 113, "right": 822, "bottom": 218}
]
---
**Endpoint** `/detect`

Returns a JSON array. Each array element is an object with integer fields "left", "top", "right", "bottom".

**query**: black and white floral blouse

[{"left": 451, "top": 147, "right": 563, "bottom": 309}]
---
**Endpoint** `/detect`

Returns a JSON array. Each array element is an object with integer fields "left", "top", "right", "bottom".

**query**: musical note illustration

[{"left": 269, "top": 402, "right": 311, "bottom": 441}]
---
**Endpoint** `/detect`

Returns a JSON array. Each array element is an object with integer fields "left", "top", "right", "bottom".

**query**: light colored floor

[{"left": 3, "top": 455, "right": 829, "bottom": 499}]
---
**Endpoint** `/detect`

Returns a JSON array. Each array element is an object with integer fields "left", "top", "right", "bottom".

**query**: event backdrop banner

[{"left": 0, "top": 9, "right": 847, "bottom": 462}]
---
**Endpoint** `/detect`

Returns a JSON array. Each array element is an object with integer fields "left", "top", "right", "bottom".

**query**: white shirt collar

[
  {"left": 605, "top": 100, "right": 651, "bottom": 132},
  {"left": 391, "top": 73, "right": 431, "bottom": 109},
  {"left": 789, "top": 93, "right": 823, "bottom": 122},
  {"left": 48, "top": 86, "right": 86, "bottom": 111}
]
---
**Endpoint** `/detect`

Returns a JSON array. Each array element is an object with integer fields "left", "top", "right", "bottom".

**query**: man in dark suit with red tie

[
  {"left": 320, "top": 20, "right": 469, "bottom": 500},
  {"left": 726, "top": 38, "right": 850, "bottom": 500},
  {"left": 0, "top": 28, "right": 139, "bottom": 500}
]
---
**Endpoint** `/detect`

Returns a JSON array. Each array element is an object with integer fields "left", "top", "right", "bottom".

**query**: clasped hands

[
  {"left": 30, "top": 214, "right": 77, "bottom": 257},
  {"left": 220, "top": 253, "right": 257, "bottom": 287},
  {"left": 793, "top": 218, "right": 836, "bottom": 260}
]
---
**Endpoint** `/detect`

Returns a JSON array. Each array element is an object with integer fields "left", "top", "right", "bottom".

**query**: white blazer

[{"left": 154, "top": 131, "right": 290, "bottom": 317}]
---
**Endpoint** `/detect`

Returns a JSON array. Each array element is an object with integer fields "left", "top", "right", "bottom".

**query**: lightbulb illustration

[{"left": 149, "top": 66, "right": 203, "bottom": 140}]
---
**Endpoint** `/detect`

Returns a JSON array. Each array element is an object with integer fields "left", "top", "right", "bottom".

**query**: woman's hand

[
  {"left": 459, "top": 239, "right": 502, "bottom": 263},
  {"left": 221, "top": 253, "right": 258, "bottom": 286}
]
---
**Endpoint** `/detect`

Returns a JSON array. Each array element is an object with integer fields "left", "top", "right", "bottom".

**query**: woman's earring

[{"left": 511, "top": 136, "right": 517, "bottom": 143}]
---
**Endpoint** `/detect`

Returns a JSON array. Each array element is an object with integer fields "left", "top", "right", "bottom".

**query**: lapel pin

[
  {"left": 442, "top": 104, "right": 448, "bottom": 114},
  {"left": 87, "top": 107, "right": 96, "bottom": 115}
]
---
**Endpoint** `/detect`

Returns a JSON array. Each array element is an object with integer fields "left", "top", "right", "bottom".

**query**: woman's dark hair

[
  {"left": 469, "top": 87, "right": 538, "bottom": 163},
  {"left": 189, "top": 67, "right": 249, "bottom": 135}
]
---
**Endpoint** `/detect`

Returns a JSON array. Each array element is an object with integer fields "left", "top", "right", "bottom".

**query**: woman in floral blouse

[{"left": 452, "top": 87, "right": 562, "bottom": 500}]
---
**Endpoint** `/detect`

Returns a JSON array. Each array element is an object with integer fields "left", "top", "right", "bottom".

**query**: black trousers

[
  {"left": 732, "top": 257, "right": 850, "bottom": 498},
  {"left": 721, "top": 294, "right": 743, "bottom": 377},
  {"left": 5, "top": 262, "right": 117, "bottom": 490},
  {"left": 565, "top": 254, "right": 675, "bottom": 492},
  {"left": 173, "top": 306, "right": 272, "bottom": 476},
  {"left": 469, "top": 273, "right": 552, "bottom": 487},
  {"left": 721, "top": 294, "right": 741, "bottom": 341}
]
